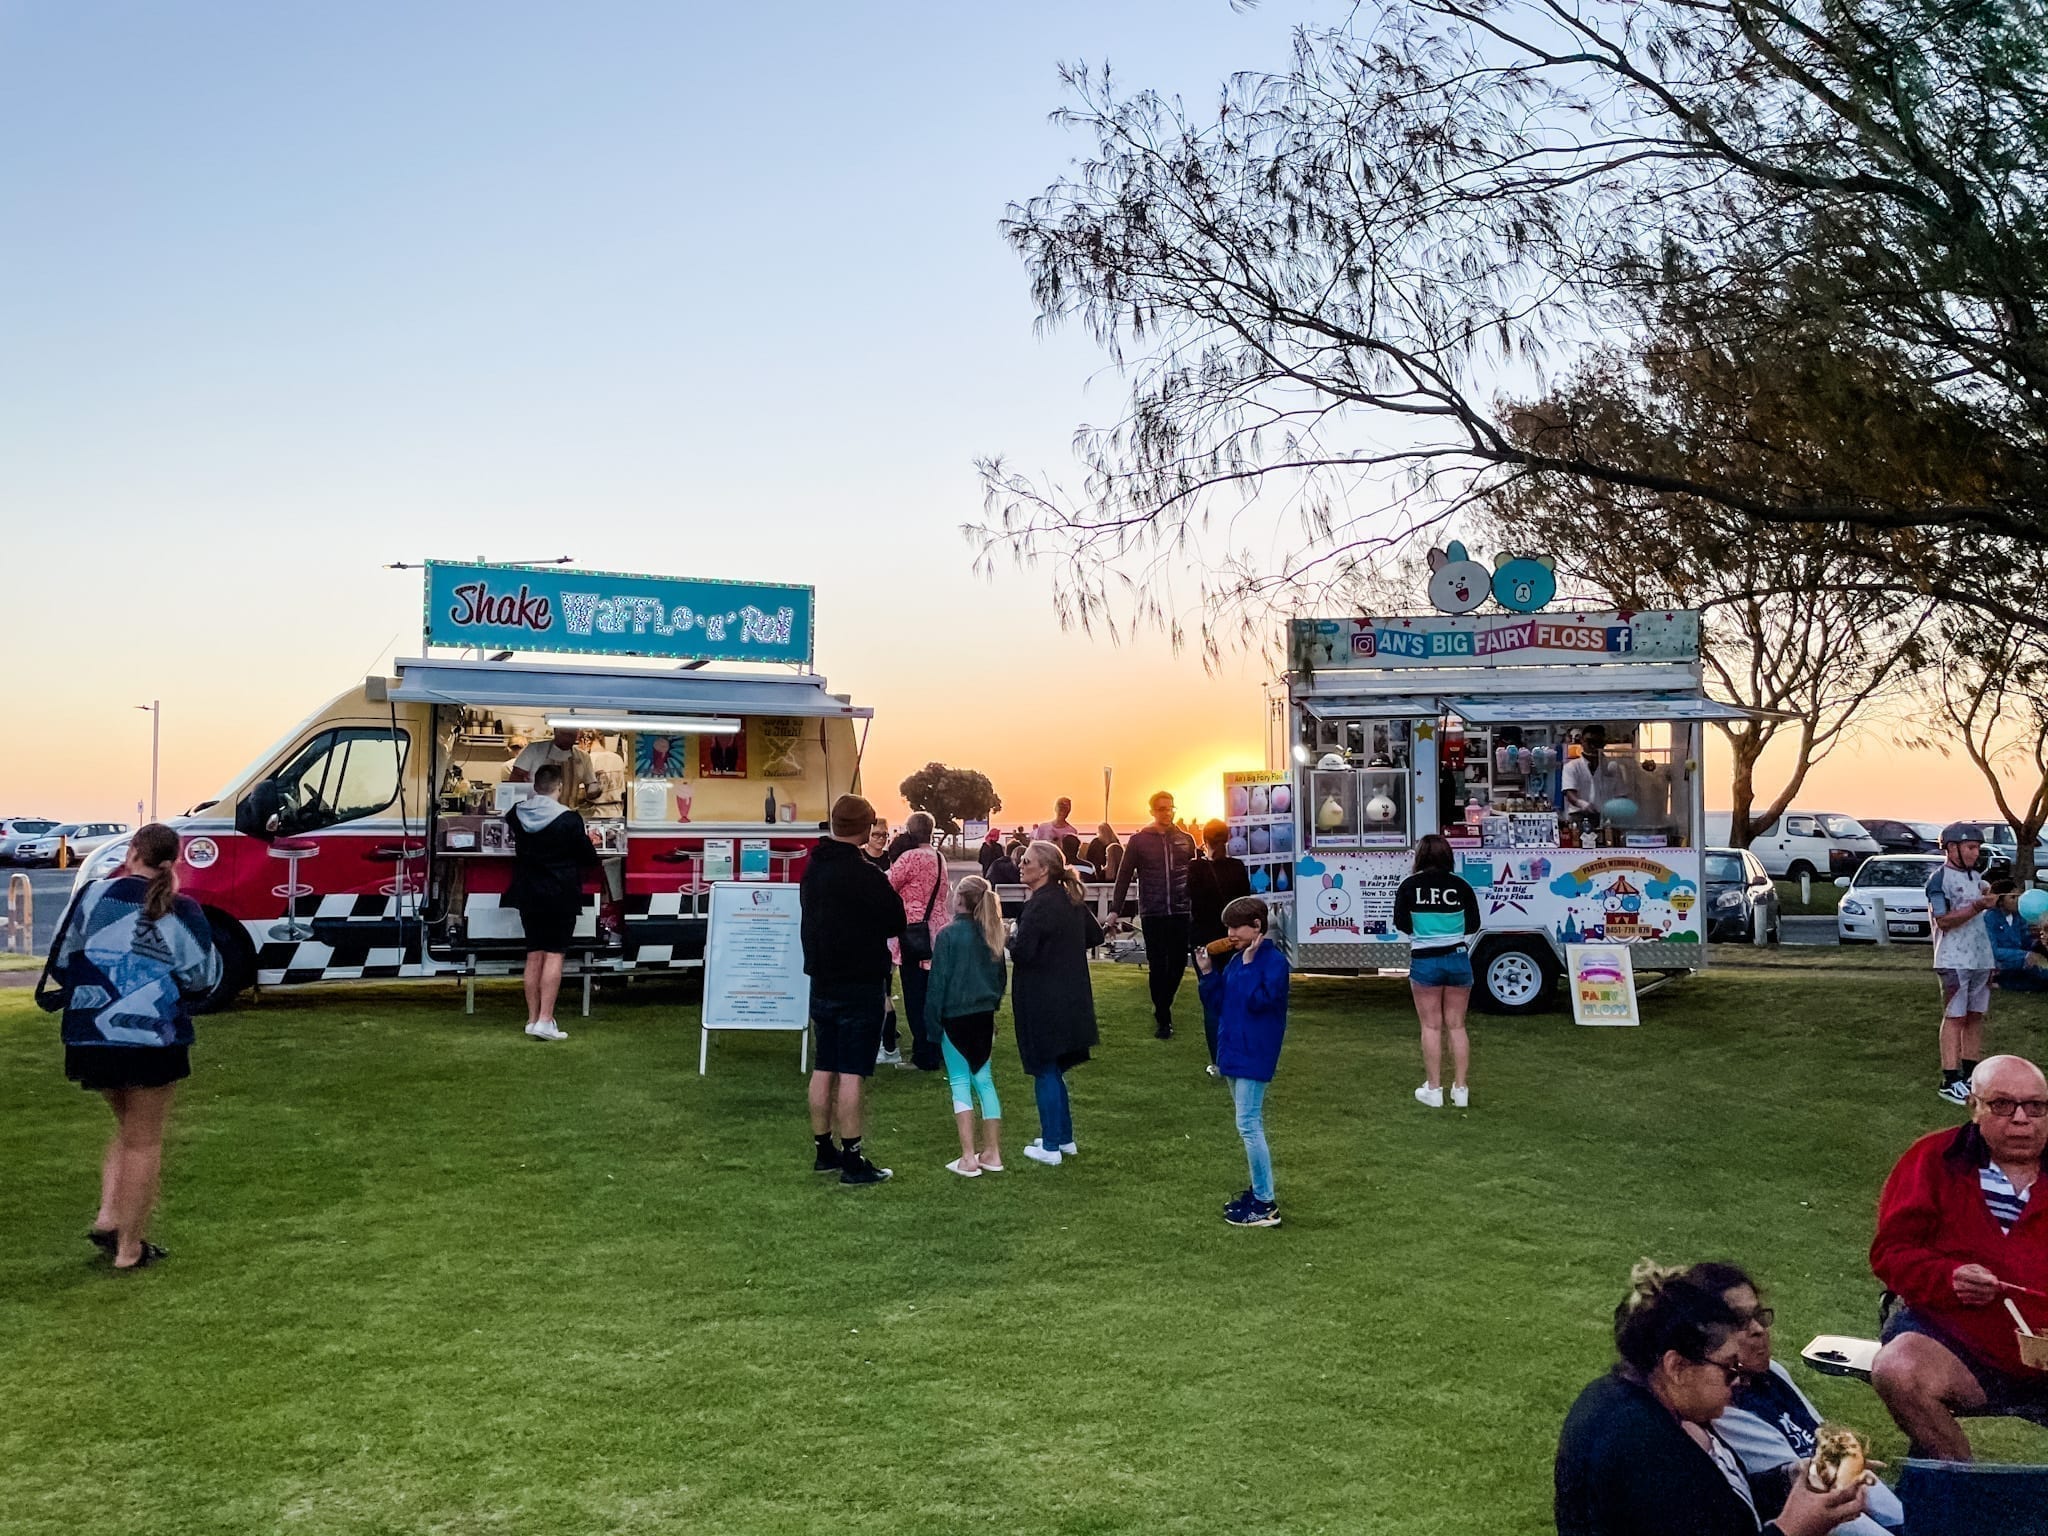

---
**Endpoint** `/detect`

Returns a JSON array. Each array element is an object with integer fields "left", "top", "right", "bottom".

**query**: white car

[
  {"left": 15, "top": 821, "right": 132, "bottom": 867},
  {"left": 1749, "top": 811, "right": 1884, "bottom": 882},
  {"left": 1837, "top": 854, "right": 1942, "bottom": 944},
  {"left": 0, "top": 817, "right": 59, "bottom": 863}
]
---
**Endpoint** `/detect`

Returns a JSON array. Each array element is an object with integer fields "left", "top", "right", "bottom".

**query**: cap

[{"left": 1939, "top": 821, "right": 1985, "bottom": 846}]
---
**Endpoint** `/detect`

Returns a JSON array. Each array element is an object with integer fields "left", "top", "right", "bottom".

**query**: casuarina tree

[
  {"left": 899, "top": 764, "right": 1004, "bottom": 841},
  {"left": 979, "top": 0, "right": 2048, "bottom": 644}
]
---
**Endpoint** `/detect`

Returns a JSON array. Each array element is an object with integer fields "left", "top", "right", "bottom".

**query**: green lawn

[
  {"left": 1776, "top": 877, "right": 1845, "bottom": 915},
  {"left": 5, "top": 960, "right": 2047, "bottom": 1535}
]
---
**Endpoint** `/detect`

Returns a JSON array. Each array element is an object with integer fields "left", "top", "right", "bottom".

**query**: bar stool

[
  {"left": 369, "top": 841, "right": 427, "bottom": 900},
  {"left": 268, "top": 838, "right": 320, "bottom": 940}
]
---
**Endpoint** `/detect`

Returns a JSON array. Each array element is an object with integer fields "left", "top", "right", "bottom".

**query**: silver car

[
  {"left": 0, "top": 817, "right": 59, "bottom": 863},
  {"left": 15, "top": 822, "right": 132, "bottom": 868}
]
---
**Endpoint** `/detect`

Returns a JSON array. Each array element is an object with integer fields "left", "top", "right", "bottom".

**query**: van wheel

[
  {"left": 1473, "top": 938, "right": 1557, "bottom": 1016},
  {"left": 1786, "top": 860, "right": 1817, "bottom": 882},
  {"left": 198, "top": 909, "right": 254, "bottom": 1013}
]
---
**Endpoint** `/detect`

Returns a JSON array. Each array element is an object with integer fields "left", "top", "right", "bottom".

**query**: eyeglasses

[
  {"left": 1981, "top": 1097, "right": 2048, "bottom": 1120},
  {"left": 1695, "top": 1356, "right": 1751, "bottom": 1389},
  {"left": 1728, "top": 1306, "right": 1776, "bottom": 1331}
]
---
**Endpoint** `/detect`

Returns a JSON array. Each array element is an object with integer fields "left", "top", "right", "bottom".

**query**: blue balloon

[{"left": 2020, "top": 888, "right": 2048, "bottom": 924}]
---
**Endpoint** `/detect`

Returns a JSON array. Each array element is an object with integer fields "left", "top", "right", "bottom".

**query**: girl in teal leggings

[{"left": 924, "top": 875, "right": 1009, "bottom": 1176}]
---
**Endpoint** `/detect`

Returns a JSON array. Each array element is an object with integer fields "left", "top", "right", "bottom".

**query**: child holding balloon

[{"left": 1988, "top": 881, "right": 2048, "bottom": 992}]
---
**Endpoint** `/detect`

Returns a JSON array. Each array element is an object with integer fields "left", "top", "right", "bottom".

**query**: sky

[{"left": 0, "top": 2, "right": 2008, "bottom": 830}]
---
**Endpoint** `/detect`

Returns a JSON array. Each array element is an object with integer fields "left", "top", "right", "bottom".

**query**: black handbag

[{"left": 899, "top": 850, "right": 944, "bottom": 965}]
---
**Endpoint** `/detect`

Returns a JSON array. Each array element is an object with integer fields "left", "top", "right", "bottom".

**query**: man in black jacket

[
  {"left": 802, "top": 793, "right": 906, "bottom": 1185},
  {"left": 1112, "top": 790, "right": 1198, "bottom": 1039}
]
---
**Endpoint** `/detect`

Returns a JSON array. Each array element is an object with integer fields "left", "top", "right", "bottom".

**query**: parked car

[
  {"left": 1836, "top": 854, "right": 1942, "bottom": 944},
  {"left": 1969, "top": 821, "right": 2048, "bottom": 880},
  {"left": 1863, "top": 818, "right": 1941, "bottom": 856},
  {"left": 1703, "top": 846, "right": 1780, "bottom": 942},
  {"left": 14, "top": 822, "right": 132, "bottom": 867},
  {"left": 0, "top": 817, "right": 59, "bottom": 863},
  {"left": 1746, "top": 811, "right": 1883, "bottom": 881}
]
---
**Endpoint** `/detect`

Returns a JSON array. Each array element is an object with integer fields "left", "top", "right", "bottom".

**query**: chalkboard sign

[{"left": 699, "top": 882, "right": 811, "bottom": 1073}]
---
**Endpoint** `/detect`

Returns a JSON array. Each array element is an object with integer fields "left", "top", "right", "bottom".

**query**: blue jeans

[
  {"left": 1032, "top": 1068, "right": 1073, "bottom": 1148},
  {"left": 1227, "top": 1075, "right": 1274, "bottom": 1202}
]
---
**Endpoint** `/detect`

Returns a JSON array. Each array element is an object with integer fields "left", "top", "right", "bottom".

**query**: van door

[{"left": 1777, "top": 814, "right": 1821, "bottom": 879}]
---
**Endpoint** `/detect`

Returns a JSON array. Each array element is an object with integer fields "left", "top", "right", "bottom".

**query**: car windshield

[
  {"left": 1704, "top": 854, "right": 1744, "bottom": 882},
  {"left": 1981, "top": 825, "right": 2018, "bottom": 847},
  {"left": 1820, "top": 815, "right": 1869, "bottom": 839},
  {"left": 1858, "top": 859, "right": 1933, "bottom": 889}
]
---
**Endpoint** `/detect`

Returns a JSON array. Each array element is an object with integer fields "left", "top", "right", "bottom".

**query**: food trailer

[
  {"left": 130, "top": 563, "right": 870, "bottom": 1007},
  {"left": 1275, "top": 608, "right": 1760, "bottom": 1013}
]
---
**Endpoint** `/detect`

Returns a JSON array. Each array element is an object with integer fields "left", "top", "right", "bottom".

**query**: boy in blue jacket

[{"left": 1196, "top": 895, "right": 1291, "bottom": 1228}]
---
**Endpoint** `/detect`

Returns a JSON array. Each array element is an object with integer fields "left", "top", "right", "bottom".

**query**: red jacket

[{"left": 1871, "top": 1124, "right": 2048, "bottom": 1377}]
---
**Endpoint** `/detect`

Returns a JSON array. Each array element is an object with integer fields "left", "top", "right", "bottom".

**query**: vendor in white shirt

[
  {"left": 508, "top": 728, "right": 603, "bottom": 810},
  {"left": 1562, "top": 724, "right": 1605, "bottom": 814},
  {"left": 1564, "top": 724, "right": 1644, "bottom": 822}
]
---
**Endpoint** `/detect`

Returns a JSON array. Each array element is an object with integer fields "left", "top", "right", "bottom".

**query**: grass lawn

[
  {"left": 6, "top": 959, "right": 2048, "bottom": 1535},
  {"left": 1776, "top": 877, "right": 1845, "bottom": 915}
]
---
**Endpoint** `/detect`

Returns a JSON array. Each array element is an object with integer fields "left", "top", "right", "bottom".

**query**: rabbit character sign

[
  {"left": 1308, "top": 871, "right": 1361, "bottom": 936},
  {"left": 1426, "top": 541, "right": 1490, "bottom": 614},
  {"left": 1491, "top": 552, "right": 1558, "bottom": 613}
]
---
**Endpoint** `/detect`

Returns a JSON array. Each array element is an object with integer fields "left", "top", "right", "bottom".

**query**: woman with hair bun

[
  {"left": 1554, "top": 1260, "right": 1869, "bottom": 1535},
  {"left": 36, "top": 824, "right": 219, "bottom": 1270},
  {"left": 1009, "top": 840, "right": 1102, "bottom": 1166}
]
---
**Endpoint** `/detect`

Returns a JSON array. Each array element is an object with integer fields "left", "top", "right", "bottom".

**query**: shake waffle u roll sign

[{"left": 426, "top": 562, "right": 814, "bottom": 665}]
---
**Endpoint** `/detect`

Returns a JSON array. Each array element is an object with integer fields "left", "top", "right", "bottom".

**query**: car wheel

[
  {"left": 1473, "top": 938, "right": 1557, "bottom": 1016},
  {"left": 197, "top": 909, "right": 254, "bottom": 1013},
  {"left": 1786, "top": 860, "right": 1817, "bottom": 882}
]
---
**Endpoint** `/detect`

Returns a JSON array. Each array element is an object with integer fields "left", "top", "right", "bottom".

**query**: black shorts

[
  {"left": 1882, "top": 1304, "right": 2048, "bottom": 1423},
  {"left": 516, "top": 901, "right": 580, "bottom": 954},
  {"left": 810, "top": 980, "right": 886, "bottom": 1078},
  {"left": 65, "top": 1044, "right": 191, "bottom": 1092}
]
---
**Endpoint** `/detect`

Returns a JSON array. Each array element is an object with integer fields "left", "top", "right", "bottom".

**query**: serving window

[{"left": 1301, "top": 714, "right": 1413, "bottom": 848}]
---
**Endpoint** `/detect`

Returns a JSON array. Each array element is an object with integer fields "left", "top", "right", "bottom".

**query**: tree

[
  {"left": 1904, "top": 615, "right": 2048, "bottom": 884},
  {"left": 978, "top": 0, "right": 2048, "bottom": 645},
  {"left": 1483, "top": 329, "right": 1936, "bottom": 845},
  {"left": 899, "top": 763, "right": 1003, "bottom": 843}
]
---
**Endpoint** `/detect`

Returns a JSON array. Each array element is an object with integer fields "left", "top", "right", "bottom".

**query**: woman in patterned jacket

[{"left": 38, "top": 823, "right": 219, "bottom": 1270}]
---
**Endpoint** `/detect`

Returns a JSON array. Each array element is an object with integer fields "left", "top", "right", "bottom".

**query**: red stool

[{"left": 267, "top": 837, "right": 320, "bottom": 940}]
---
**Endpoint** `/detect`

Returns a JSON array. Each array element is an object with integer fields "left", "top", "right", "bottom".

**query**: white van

[{"left": 1735, "top": 811, "right": 1883, "bottom": 881}]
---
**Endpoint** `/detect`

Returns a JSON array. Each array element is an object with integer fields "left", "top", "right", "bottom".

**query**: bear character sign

[
  {"left": 1491, "top": 552, "right": 1557, "bottom": 612},
  {"left": 1426, "top": 540, "right": 1490, "bottom": 614}
]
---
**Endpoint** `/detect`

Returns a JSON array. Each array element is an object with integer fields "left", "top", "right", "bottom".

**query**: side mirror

[
  {"left": 1834, "top": 877, "right": 1851, "bottom": 889},
  {"left": 236, "top": 779, "right": 282, "bottom": 839}
]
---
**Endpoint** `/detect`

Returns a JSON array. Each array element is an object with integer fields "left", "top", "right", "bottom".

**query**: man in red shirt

[{"left": 1870, "top": 1054, "right": 2048, "bottom": 1460}]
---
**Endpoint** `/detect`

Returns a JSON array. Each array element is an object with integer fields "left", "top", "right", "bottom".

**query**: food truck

[
  {"left": 1272, "top": 606, "right": 1761, "bottom": 1013},
  {"left": 99, "top": 563, "right": 870, "bottom": 1008}
]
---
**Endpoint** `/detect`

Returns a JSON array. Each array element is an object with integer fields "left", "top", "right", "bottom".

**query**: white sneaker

[
  {"left": 524, "top": 1021, "right": 545, "bottom": 1038},
  {"left": 531, "top": 1021, "right": 568, "bottom": 1041},
  {"left": 1414, "top": 1083, "right": 1444, "bottom": 1109},
  {"left": 1450, "top": 1085, "right": 1470, "bottom": 1109},
  {"left": 1023, "top": 1143, "right": 1063, "bottom": 1166},
  {"left": 1032, "top": 1137, "right": 1078, "bottom": 1157}
]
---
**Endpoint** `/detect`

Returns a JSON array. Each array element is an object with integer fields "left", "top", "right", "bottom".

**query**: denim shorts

[{"left": 1410, "top": 947, "right": 1474, "bottom": 988}]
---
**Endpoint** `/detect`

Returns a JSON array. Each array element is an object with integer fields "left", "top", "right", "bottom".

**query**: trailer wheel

[
  {"left": 1473, "top": 938, "right": 1557, "bottom": 1016},
  {"left": 197, "top": 909, "right": 254, "bottom": 1013}
]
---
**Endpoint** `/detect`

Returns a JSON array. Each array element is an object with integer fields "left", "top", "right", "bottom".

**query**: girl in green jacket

[{"left": 925, "top": 875, "right": 1009, "bottom": 1176}]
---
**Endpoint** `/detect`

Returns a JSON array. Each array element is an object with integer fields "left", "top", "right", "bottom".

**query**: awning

[
  {"left": 1299, "top": 693, "right": 1446, "bottom": 720},
  {"left": 1441, "top": 691, "right": 1778, "bottom": 724},
  {"left": 386, "top": 658, "right": 871, "bottom": 719}
]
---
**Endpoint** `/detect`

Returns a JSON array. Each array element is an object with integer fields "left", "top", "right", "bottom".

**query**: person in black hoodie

[
  {"left": 802, "top": 793, "right": 907, "bottom": 1185},
  {"left": 1555, "top": 1260, "right": 1867, "bottom": 1536},
  {"left": 505, "top": 763, "right": 601, "bottom": 1042}
]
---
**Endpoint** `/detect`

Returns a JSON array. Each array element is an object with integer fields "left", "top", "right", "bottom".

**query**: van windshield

[{"left": 1819, "top": 815, "right": 1869, "bottom": 839}]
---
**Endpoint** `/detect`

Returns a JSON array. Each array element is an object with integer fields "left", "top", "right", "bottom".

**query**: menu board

[
  {"left": 1223, "top": 771, "right": 1297, "bottom": 927},
  {"left": 1567, "top": 943, "right": 1641, "bottom": 1026},
  {"left": 700, "top": 883, "right": 811, "bottom": 1073}
]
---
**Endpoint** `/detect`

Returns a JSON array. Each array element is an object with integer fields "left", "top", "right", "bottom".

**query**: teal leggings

[{"left": 939, "top": 1033, "right": 1002, "bottom": 1120}]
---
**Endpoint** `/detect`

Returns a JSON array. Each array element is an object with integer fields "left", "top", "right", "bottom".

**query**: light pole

[
  {"left": 135, "top": 702, "right": 159, "bottom": 821},
  {"left": 1103, "top": 765, "right": 1113, "bottom": 825}
]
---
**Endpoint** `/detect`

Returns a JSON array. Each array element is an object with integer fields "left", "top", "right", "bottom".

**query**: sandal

[
  {"left": 86, "top": 1228, "right": 117, "bottom": 1254},
  {"left": 111, "top": 1242, "right": 167, "bottom": 1271}
]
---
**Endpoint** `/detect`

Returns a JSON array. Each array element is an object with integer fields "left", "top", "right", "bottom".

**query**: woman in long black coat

[{"left": 1010, "top": 840, "right": 1103, "bottom": 1167}]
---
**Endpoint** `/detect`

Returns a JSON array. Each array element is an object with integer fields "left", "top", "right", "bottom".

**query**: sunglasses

[
  {"left": 1981, "top": 1097, "right": 2048, "bottom": 1120},
  {"left": 1727, "top": 1306, "right": 1776, "bottom": 1330},
  {"left": 1695, "top": 1356, "right": 1751, "bottom": 1389}
]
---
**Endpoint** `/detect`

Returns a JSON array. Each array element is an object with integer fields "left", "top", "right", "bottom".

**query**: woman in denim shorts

[{"left": 1393, "top": 833, "right": 1482, "bottom": 1110}]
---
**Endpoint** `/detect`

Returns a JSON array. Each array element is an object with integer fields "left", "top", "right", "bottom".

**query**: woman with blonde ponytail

[
  {"left": 37, "top": 824, "right": 220, "bottom": 1270},
  {"left": 922, "top": 875, "right": 1008, "bottom": 1175},
  {"left": 1008, "top": 841, "right": 1103, "bottom": 1166}
]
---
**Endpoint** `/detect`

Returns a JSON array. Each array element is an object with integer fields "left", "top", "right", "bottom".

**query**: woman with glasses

[
  {"left": 1685, "top": 1263, "right": 1903, "bottom": 1534},
  {"left": 1556, "top": 1260, "right": 1868, "bottom": 1535}
]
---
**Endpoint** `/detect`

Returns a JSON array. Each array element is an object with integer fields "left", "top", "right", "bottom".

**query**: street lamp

[{"left": 135, "top": 702, "right": 159, "bottom": 821}]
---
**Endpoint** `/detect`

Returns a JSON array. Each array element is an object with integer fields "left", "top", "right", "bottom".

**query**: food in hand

[
  {"left": 1205, "top": 938, "right": 1236, "bottom": 958},
  {"left": 1806, "top": 1423, "right": 1879, "bottom": 1491}
]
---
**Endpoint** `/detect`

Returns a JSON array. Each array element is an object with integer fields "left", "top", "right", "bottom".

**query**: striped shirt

[{"left": 1982, "top": 1162, "right": 2033, "bottom": 1233}]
